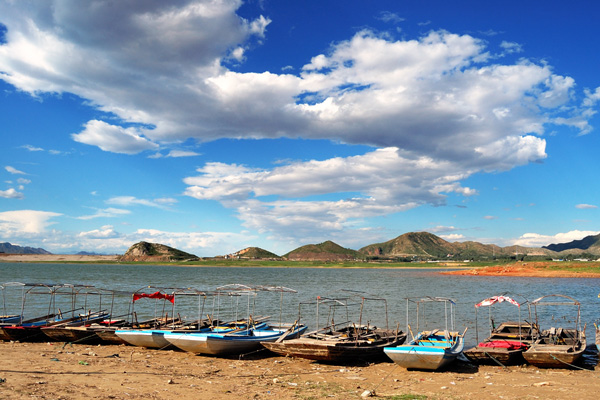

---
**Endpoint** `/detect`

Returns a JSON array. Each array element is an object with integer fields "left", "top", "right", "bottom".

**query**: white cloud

[
  {"left": 500, "top": 41, "right": 523, "bottom": 54},
  {"left": 183, "top": 147, "right": 480, "bottom": 240},
  {"left": 21, "top": 144, "right": 44, "bottom": 151},
  {"left": 440, "top": 233, "right": 465, "bottom": 241},
  {"left": 77, "top": 208, "right": 131, "bottom": 220},
  {"left": 575, "top": 203, "right": 597, "bottom": 209},
  {"left": 71, "top": 120, "right": 158, "bottom": 154},
  {"left": 0, "top": 210, "right": 62, "bottom": 234},
  {"left": 78, "top": 225, "right": 121, "bottom": 239},
  {"left": 5, "top": 166, "right": 26, "bottom": 175},
  {"left": 428, "top": 226, "right": 460, "bottom": 233},
  {"left": 0, "top": 1, "right": 595, "bottom": 243},
  {"left": 513, "top": 230, "right": 600, "bottom": 247},
  {"left": 0, "top": 188, "right": 24, "bottom": 199},
  {"left": 165, "top": 150, "right": 201, "bottom": 158},
  {"left": 377, "top": 11, "right": 405, "bottom": 24},
  {"left": 0, "top": 3, "right": 584, "bottom": 164},
  {"left": 107, "top": 196, "right": 177, "bottom": 208}
]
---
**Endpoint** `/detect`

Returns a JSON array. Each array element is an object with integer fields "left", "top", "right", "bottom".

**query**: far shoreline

[{"left": 3, "top": 254, "right": 600, "bottom": 277}]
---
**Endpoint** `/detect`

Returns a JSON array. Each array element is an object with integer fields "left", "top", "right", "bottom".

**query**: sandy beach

[{"left": 0, "top": 341, "right": 598, "bottom": 399}]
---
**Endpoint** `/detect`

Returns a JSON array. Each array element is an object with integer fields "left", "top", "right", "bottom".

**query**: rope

[
  {"left": 368, "top": 363, "right": 400, "bottom": 395},
  {"left": 549, "top": 353, "right": 593, "bottom": 371},
  {"left": 483, "top": 351, "right": 507, "bottom": 368}
]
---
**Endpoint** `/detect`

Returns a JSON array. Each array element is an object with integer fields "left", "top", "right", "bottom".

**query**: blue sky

[{"left": 1, "top": 0, "right": 599, "bottom": 256}]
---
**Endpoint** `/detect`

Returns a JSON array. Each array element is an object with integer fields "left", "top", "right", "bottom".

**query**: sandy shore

[
  {"left": 0, "top": 341, "right": 599, "bottom": 399},
  {"left": 0, "top": 254, "right": 120, "bottom": 263}
]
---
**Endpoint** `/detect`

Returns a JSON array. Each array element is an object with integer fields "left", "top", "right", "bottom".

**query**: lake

[{"left": 2, "top": 263, "right": 599, "bottom": 346}]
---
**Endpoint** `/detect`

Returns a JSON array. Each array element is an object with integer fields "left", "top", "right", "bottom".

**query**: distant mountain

[
  {"left": 359, "top": 232, "right": 552, "bottom": 260},
  {"left": 543, "top": 234, "right": 600, "bottom": 253},
  {"left": 119, "top": 241, "right": 198, "bottom": 262},
  {"left": 0, "top": 242, "right": 51, "bottom": 255},
  {"left": 360, "top": 232, "right": 456, "bottom": 259},
  {"left": 284, "top": 240, "right": 362, "bottom": 261},
  {"left": 229, "top": 247, "right": 281, "bottom": 259}
]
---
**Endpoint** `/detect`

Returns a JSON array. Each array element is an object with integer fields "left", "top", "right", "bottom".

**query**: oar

[{"left": 274, "top": 320, "right": 299, "bottom": 343}]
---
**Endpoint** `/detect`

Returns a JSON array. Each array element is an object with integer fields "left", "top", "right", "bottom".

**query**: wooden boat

[
  {"left": 464, "top": 294, "right": 537, "bottom": 365},
  {"left": 164, "top": 322, "right": 307, "bottom": 355},
  {"left": 384, "top": 297, "right": 466, "bottom": 370},
  {"left": 262, "top": 294, "right": 405, "bottom": 363},
  {"left": 263, "top": 325, "right": 405, "bottom": 362},
  {"left": 1, "top": 283, "right": 110, "bottom": 342},
  {"left": 523, "top": 294, "right": 586, "bottom": 368}
]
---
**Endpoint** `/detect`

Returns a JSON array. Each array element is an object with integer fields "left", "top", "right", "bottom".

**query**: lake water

[{"left": 2, "top": 263, "right": 599, "bottom": 346}]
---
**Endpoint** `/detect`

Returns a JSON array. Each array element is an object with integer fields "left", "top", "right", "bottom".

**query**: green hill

[
  {"left": 231, "top": 247, "right": 281, "bottom": 259},
  {"left": 284, "top": 240, "right": 362, "bottom": 261},
  {"left": 119, "top": 241, "right": 198, "bottom": 262}
]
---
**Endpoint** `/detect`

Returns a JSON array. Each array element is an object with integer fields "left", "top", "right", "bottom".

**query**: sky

[{"left": 1, "top": 0, "right": 600, "bottom": 257}]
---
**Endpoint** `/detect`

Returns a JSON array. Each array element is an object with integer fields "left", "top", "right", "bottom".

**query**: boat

[
  {"left": 164, "top": 322, "right": 307, "bottom": 355},
  {"left": 0, "top": 283, "right": 108, "bottom": 342},
  {"left": 262, "top": 294, "right": 405, "bottom": 363},
  {"left": 464, "top": 294, "right": 537, "bottom": 365},
  {"left": 384, "top": 297, "right": 465, "bottom": 370},
  {"left": 115, "top": 285, "right": 272, "bottom": 349},
  {"left": 523, "top": 294, "right": 586, "bottom": 368},
  {"left": 164, "top": 284, "right": 306, "bottom": 355}
]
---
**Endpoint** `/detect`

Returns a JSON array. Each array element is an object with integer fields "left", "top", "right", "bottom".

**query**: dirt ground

[
  {"left": 443, "top": 261, "right": 600, "bottom": 278},
  {"left": 0, "top": 341, "right": 599, "bottom": 400}
]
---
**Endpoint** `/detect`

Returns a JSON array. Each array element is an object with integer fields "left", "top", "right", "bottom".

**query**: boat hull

[
  {"left": 166, "top": 325, "right": 307, "bottom": 356},
  {"left": 523, "top": 329, "right": 586, "bottom": 368},
  {"left": 464, "top": 345, "right": 525, "bottom": 365},
  {"left": 384, "top": 331, "right": 464, "bottom": 371},
  {"left": 115, "top": 329, "right": 175, "bottom": 349},
  {"left": 263, "top": 331, "right": 405, "bottom": 362}
]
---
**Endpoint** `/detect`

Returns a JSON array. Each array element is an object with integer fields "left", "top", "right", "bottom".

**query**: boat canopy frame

[{"left": 472, "top": 292, "right": 532, "bottom": 344}]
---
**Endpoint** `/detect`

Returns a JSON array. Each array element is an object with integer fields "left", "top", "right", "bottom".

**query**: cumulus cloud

[
  {"left": 0, "top": 1, "right": 594, "bottom": 243},
  {"left": 71, "top": 120, "right": 158, "bottom": 154},
  {"left": 78, "top": 225, "right": 121, "bottom": 239},
  {"left": 440, "top": 233, "right": 465, "bottom": 241},
  {"left": 0, "top": 188, "right": 24, "bottom": 199},
  {"left": 0, "top": 2, "right": 583, "bottom": 163},
  {"left": 183, "top": 147, "right": 479, "bottom": 240},
  {"left": 0, "top": 210, "right": 62, "bottom": 234},
  {"left": 513, "top": 230, "right": 600, "bottom": 247}
]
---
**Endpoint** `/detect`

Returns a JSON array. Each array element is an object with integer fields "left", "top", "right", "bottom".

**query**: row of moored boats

[{"left": 0, "top": 282, "right": 593, "bottom": 370}]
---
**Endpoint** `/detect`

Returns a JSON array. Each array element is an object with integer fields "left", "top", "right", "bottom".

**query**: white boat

[{"left": 164, "top": 323, "right": 307, "bottom": 355}]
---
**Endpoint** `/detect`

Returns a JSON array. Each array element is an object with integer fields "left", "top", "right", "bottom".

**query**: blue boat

[
  {"left": 384, "top": 297, "right": 465, "bottom": 370},
  {"left": 384, "top": 329, "right": 464, "bottom": 370},
  {"left": 163, "top": 322, "right": 307, "bottom": 355}
]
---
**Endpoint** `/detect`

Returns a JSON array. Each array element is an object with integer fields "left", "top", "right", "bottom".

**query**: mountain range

[
  {"left": 3, "top": 231, "right": 600, "bottom": 261},
  {"left": 0, "top": 242, "right": 52, "bottom": 255}
]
